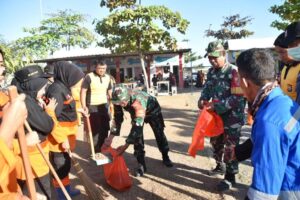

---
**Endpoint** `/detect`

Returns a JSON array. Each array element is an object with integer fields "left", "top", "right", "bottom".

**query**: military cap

[
  {"left": 111, "top": 84, "right": 130, "bottom": 104},
  {"left": 204, "top": 41, "right": 225, "bottom": 58}
]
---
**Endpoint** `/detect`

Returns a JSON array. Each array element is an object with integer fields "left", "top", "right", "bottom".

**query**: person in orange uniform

[
  {"left": 0, "top": 93, "right": 30, "bottom": 200},
  {"left": 45, "top": 61, "right": 84, "bottom": 199},
  {"left": 12, "top": 65, "right": 55, "bottom": 199},
  {"left": 44, "top": 63, "right": 83, "bottom": 126}
]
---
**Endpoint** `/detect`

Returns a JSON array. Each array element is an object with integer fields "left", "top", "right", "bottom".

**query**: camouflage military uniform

[
  {"left": 112, "top": 87, "right": 171, "bottom": 170},
  {"left": 200, "top": 63, "right": 246, "bottom": 175}
]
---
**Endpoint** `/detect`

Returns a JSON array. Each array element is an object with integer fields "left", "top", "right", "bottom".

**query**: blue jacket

[{"left": 248, "top": 87, "right": 300, "bottom": 200}]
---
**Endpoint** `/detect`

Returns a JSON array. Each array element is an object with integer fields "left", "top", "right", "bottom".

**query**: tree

[
  {"left": 269, "top": 0, "right": 300, "bottom": 30},
  {"left": 205, "top": 14, "right": 254, "bottom": 41},
  {"left": 0, "top": 39, "right": 25, "bottom": 73},
  {"left": 95, "top": 0, "right": 189, "bottom": 90},
  {"left": 16, "top": 9, "right": 95, "bottom": 60},
  {"left": 184, "top": 52, "right": 201, "bottom": 64}
]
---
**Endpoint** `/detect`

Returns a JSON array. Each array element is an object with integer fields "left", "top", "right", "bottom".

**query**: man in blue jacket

[{"left": 236, "top": 48, "right": 300, "bottom": 200}]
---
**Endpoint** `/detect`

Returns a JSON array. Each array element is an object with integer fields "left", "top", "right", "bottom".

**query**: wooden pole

[{"left": 85, "top": 117, "right": 96, "bottom": 160}]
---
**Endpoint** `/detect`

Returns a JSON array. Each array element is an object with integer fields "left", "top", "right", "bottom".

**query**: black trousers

[
  {"left": 18, "top": 173, "right": 51, "bottom": 200},
  {"left": 89, "top": 104, "right": 110, "bottom": 152},
  {"left": 134, "top": 112, "right": 170, "bottom": 167},
  {"left": 148, "top": 113, "right": 170, "bottom": 155}
]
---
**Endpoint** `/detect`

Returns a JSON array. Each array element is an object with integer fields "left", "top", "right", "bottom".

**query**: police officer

[
  {"left": 105, "top": 84, "right": 173, "bottom": 176},
  {"left": 80, "top": 60, "right": 112, "bottom": 152},
  {"left": 198, "top": 41, "right": 246, "bottom": 191}
]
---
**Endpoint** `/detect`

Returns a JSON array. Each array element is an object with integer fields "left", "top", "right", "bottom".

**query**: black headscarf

[
  {"left": 53, "top": 61, "right": 84, "bottom": 88},
  {"left": 12, "top": 77, "right": 48, "bottom": 99}
]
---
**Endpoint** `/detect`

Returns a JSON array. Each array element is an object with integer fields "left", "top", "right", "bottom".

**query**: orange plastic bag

[
  {"left": 102, "top": 147, "right": 132, "bottom": 191},
  {"left": 188, "top": 108, "right": 224, "bottom": 157}
]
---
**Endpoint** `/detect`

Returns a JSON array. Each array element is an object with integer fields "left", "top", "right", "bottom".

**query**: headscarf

[
  {"left": 11, "top": 77, "right": 48, "bottom": 99},
  {"left": 53, "top": 61, "right": 84, "bottom": 88}
]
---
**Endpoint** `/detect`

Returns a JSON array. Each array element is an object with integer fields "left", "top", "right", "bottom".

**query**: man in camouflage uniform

[
  {"left": 198, "top": 41, "right": 246, "bottom": 191},
  {"left": 104, "top": 84, "right": 173, "bottom": 176}
]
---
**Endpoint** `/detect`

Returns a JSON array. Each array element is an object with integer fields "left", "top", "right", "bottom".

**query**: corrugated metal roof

[{"left": 35, "top": 47, "right": 191, "bottom": 63}]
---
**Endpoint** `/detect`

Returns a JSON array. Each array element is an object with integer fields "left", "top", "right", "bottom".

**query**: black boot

[
  {"left": 208, "top": 162, "right": 226, "bottom": 176},
  {"left": 162, "top": 153, "right": 173, "bottom": 167},
  {"left": 217, "top": 173, "right": 236, "bottom": 191}
]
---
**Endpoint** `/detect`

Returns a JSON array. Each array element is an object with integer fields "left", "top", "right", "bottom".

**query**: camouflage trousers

[{"left": 210, "top": 126, "right": 241, "bottom": 174}]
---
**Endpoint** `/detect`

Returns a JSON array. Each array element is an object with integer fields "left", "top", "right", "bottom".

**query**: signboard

[{"left": 153, "top": 54, "right": 179, "bottom": 66}]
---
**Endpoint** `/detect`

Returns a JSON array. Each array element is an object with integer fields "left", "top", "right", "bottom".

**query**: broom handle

[
  {"left": 24, "top": 122, "right": 72, "bottom": 200},
  {"left": 8, "top": 86, "right": 37, "bottom": 200},
  {"left": 85, "top": 116, "right": 96, "bottom": 160}
]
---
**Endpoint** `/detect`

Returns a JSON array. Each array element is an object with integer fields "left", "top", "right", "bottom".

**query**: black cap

[
  {"left": 14, "top": 65, "right": 51, "bottom": 83},
  {"left": 274, "top": 32, "right": 287, "bottom": 48},
  {"left": 283, "top": 21, "right": 300, "bottom": 46},
  {"left": 44, "top": 63, "right": 54, "bottom": 76}
]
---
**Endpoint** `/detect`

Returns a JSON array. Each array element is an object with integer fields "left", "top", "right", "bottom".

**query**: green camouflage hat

[
  {"left": 111, "top": 84, "right": 130, "bottom": 104},
  {"left": 204, "top": 41, "right": 225, "bottom": 57}
]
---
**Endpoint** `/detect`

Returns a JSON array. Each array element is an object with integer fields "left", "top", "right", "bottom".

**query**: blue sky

[{"left": 0, "top": 0, "right": 284, "bottom": 56}]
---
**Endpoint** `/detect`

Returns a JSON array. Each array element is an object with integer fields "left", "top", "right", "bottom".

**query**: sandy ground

[{"left": 52, "top": 88, "right": 253, "bottom": 200}]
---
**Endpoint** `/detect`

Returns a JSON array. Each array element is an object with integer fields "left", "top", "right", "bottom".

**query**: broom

[{"left": 68, "top": 149, "right": 107, "bottom": 200}]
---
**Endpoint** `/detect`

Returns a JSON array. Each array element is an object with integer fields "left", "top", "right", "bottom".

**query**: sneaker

[
  {"left": 134, "top": 164, "right": 146, "bottom": 177},
  {"left": 217, "top": 179, "right": 234, "bottom": 192},
  {"left": 208, "top": 163, "right": 226, "bottom": 176}
]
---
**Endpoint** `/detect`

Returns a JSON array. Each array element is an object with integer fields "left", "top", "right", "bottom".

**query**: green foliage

[
  {"left": 16, "top": 9, "right": 95, "bottom": 60},
  {"left": 269, "top": 0, "right": 300, "bottom": 30},
  {"left": 1, "top": 9, "right": 95, "bottom": 73},
  {"left": 96, "top": 1, "right": 189, "bottom": 90},
  {"left": 0, "top": 40, "right": 26, "bottom": 73},
  {"left": 100, "top": 0, "right": 136, "bottom": 11},
  {"left": 94, "top": 4, "right": 189, "bottom": 53},
  {"left": 184, "top": 52, "right": 201, "bottom": 63},
  {"left": 205, "top": 14, "right": 254, "bottom": 40}
]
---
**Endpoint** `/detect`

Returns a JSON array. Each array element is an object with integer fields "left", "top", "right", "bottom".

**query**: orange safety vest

[{"left": 280, "top": 63, "right": 300, "bottom": 100}]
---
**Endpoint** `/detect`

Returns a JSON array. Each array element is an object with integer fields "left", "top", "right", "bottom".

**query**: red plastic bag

[
  {"left": 102, "top": 147, "right": 132, "bottom": 191},
  {"left": 188, "top": 108, "right": 224, "bottom": 157}
]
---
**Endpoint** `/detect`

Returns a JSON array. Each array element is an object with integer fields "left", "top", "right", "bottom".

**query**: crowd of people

[
  {"left": 198, "top": 21, "right": 300, "bottom": 199},
  {"left": 0, "top": 21, "right": 299, "bottom": 200}
]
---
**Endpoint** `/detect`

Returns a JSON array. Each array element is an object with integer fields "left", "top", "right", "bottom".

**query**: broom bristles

[{"left": 71, "top": 156, "right": 107, "bottom": 200}]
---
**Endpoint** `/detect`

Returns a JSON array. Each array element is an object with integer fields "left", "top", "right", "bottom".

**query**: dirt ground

[{"left": 55, "top": 89, "right": 253, "bottom": 200}]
